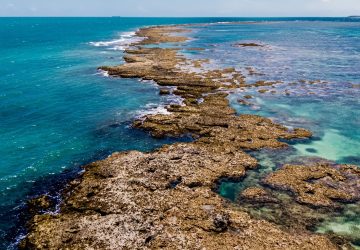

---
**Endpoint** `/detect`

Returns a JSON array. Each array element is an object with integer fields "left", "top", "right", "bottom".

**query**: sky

[{"left": 0, "top": 0, "right": 359, "bottom": 17}]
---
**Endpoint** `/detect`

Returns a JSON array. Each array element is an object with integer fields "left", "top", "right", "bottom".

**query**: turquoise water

[
  {"left": 183, "top": 19, "right": 360, "bottom": 245},
  {"left": 183, "top": 19, "right": 359, "bottom": 165},
  {"left": 0, "top": 17, "right": 359, "bottom": 248},
  {"left": 0, "top": 17, "right": 201, "bottom": 248}
]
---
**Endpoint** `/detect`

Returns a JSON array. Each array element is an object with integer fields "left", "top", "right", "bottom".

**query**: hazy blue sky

[{"left": 1, "top": 0, "right": 359, "bottom": 17}]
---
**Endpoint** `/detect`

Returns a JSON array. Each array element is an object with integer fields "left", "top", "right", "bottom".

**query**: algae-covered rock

[
  {"left": 21, "top": 144, "right": 339, "bottom": 250},
  {"left": 258, "top": 89, "right": 268, "bottom": 94},
  {"left": 27, "top": 195, "right": 53, "bottom": 214},
  {"left": 235, "top": 43, "right": 264, "bottom": 47},
  {"left": 239, "top": 187, "right": 278, "bottom": 204},
  {"left": 21, "top": 24, "right": 351, "bottom": 250},
  {"left": 237, "top": 99, "right": 252, "bottom": 105},
  {"left": 244, "top": 95, "right": 253, "bottom": 99},
  {"left": 264, "top": 164, "right": 360, "bottom": 209},
  {"left": 159, "top": 88, "right": 170, "bottom": 95}
]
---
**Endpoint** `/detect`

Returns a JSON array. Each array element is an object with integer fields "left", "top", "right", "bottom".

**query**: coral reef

[
  {"left": 21, "top": 25, "right": 357, "bottom": 250},
  {"left": 239, "top": 187, "right": 278, "bottom": 204},
  {"left": 263, "top": 163, "right": 360, "bottom": 209},
  {"left": 22, "top": 144, "right": 339, "bottom": 249}
]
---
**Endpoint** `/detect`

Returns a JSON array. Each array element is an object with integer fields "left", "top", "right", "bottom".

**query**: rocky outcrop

[
  {"left": 21, "top": 25, "right": 354, "bottom": 250},
  {"left": 100, "top": 27, "right": 311, "bottom": 148},
  {"left": 239, "top": 187, "right": 278, "bottom": 204},
  {"left": 159, "top": 89, "right": 170, "bottom": 95},
  {"left": 234, "top": 43, "right": 264, "bottom": 47},
  {"left": 27, "top": 195, "right": 54, "bottom": 215},
  {"left": 263, "top": 163, "right": 360, "bottom": 209},
  {"left": 135, "top": 26, "right": 188, "bottom": 45},
  {"left": 22, "top": 143, "right": 339, "bottom": 250}
]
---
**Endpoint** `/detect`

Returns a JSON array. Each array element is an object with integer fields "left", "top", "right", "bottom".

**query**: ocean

[{"left": 0, "top": 17, "right": 359, "bottom": 248}]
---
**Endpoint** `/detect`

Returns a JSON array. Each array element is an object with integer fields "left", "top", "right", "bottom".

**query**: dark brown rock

[
  {"left": 27, "top": 195, "right": 53, "bottom": 214},
  {"left": 21, "top": 144, "right": 337, "bottom": 250},
  {"left": 159, "top": 89, "right": 170, "bottom": 95},
  {"left": 239, "top": 187, "right": 278, "bottom": 204},
  {"left": 258, "top": 89, "right": 268, "bottom": 94},
  {"left": 235, "top": 43, "right": 264, "bottom": 47},
  {"left": 237, "top": 99, "right": 252, "bottom": 105},
  {"left": 263, "top": 164, "right": 360, "bottom": 209}
]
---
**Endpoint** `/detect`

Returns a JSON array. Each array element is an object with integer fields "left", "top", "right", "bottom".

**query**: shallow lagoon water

[
  {"left": 187, "top": 20, "right": 360, "bottom": 246},
  {"left": 0, "top": 17, "right": 359, "bottom": 248},
  {"left": 181, "top": 18, "right": 359, "bottom": 165}
]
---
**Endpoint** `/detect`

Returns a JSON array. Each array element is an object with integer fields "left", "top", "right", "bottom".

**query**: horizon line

[{"left": 0, "top": 16, "right": 354, "bottom": 18}]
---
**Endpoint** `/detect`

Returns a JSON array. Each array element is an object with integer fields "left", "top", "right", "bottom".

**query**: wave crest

[{"left": 89, "top": 31, "right": 143, "bottom": 51}]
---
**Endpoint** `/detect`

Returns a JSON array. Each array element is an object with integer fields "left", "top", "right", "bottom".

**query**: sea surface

[{"left": 0, "top": 17, "right": 359, "bottom": 248}]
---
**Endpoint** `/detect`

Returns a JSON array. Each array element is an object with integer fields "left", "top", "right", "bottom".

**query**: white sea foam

[
  {"left": 108, "top": 45, "right": 126, "bottom": 51},
  {"left": 89, "top": 31, "right": 143, "bottom": 51},
  {"left": 134, "top": 92, "right": 185, "bottom": 120},
  {"left": 166, "top": 94, "right": 185, "bottom": 106},
  {"left": 95, "top": 69, "right": 109, "bottom": 77},
  {"left": 135, "top": 104, "right": 171, "bottom": 119},
  {"left": 89, "top": 38, "right": 126, "bottom": 47}
]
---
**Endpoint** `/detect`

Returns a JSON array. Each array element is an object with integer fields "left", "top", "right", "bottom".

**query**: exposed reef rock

[
  {"left": 21, "top": 25, "right": 354, "bottom": 249},
  {"left": 239, "top": 187, "right": 278, "bottom": 204},
  {"left": 159, "top": 88, "right": 170, "bottom": 95},
  {"left": 135, "top": 26, "right": 188, "bottom": 45},
  {"left": 258, "top": 89, "right": 268, "bottom": 94},
  {"left": 22, "top": 143, "right": 338, "bottom": 250},
  {"left": 235, "top": 42, "right": 264, "bottom": 47},
  {"left": 236, "top": 186, "right": 359, "bottom": 248},
  {"left": 134, "top": 96, "right": 311, "bottom": 150},
  {"left": 237, "top": 99, "right": 252, "bottom": 106},
  {"left": 100, "top": 27, "right": 311, "bottom": 147},
  {"left": 27, "top": 195, "right": 54, "bottom": 215},
  {"left": 263, "top": 163, "right": 360, "bottom": 209}
]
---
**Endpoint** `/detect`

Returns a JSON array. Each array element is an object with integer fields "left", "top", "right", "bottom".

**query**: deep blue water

[{"left": 0, "top": 17, "right": 359, "bottom": 248}]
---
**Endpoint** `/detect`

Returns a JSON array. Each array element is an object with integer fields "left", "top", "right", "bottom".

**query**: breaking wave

[{"left": 89, "top": 31, "right": 143, "bottom": 51}]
